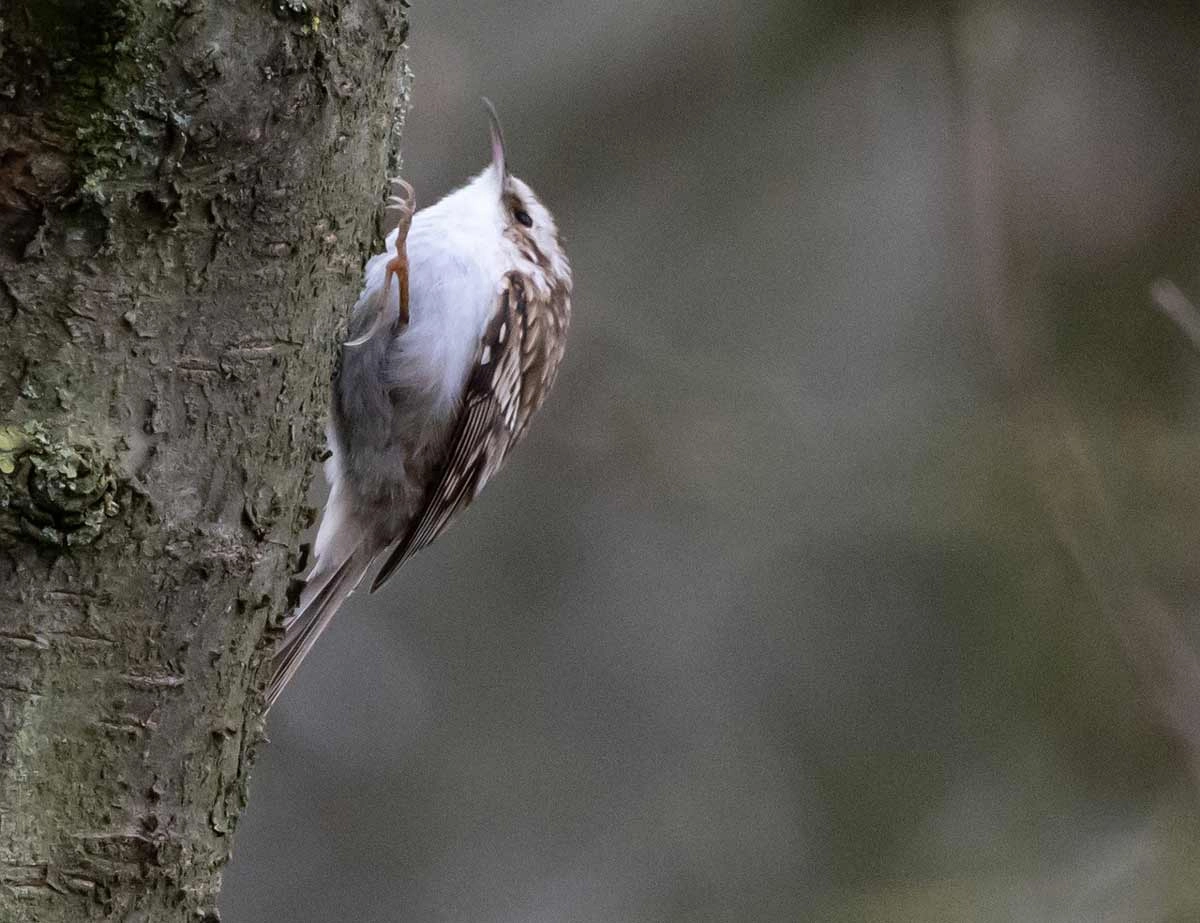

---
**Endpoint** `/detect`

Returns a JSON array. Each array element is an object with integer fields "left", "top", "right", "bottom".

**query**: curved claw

[
  {"left": 382, "top": 177, "right": 415, "bottom": 329},
  {"left": 346, "top": 178, "right": 416, "bottom": 348},
  {"left": 343, "top": 304, "right": 391, "bottom": 348},
  {"left": 383, "top": 177, "right": 416, "bottom": 236}
]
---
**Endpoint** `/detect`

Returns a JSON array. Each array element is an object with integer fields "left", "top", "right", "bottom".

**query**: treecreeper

[{"left": 268, "top": 101, "right": 573, "bottom": 705}]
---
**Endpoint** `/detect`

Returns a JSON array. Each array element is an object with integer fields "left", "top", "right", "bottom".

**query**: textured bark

[{"left": 0, "top": 1, "right": 408, "bottom": 919}]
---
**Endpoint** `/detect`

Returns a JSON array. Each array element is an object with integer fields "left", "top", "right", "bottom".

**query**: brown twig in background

[
  {"left": 948, "top": 5, "right": 1200, "bottom": 790},
  {"left": 1152, "top": 279, "right": 1200, "bottom": 353}
]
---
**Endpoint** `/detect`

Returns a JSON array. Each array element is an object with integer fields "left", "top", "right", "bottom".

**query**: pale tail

[{"left": 265, "top": 545, "right": 373, "bottom": 708}]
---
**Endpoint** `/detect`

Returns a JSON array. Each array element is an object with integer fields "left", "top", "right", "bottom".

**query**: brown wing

[{"left": 369, "top": 272, "right": 569, "bottom": 592}]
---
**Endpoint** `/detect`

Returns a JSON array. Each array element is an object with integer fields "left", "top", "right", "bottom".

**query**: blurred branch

[
  {"left": 948, "top": 5, "right": 1200, "bottom": 789},
  {"left": 1152, "top": 279, "right": 1200, "bottom": 353}
]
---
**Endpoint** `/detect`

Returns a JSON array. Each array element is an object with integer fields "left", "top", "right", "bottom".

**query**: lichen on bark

[
  {"left": 0, "top": 423, "right": 120, "bottom": 547},
  {"left": 0, "top": 0, "right": 410, "bottom": 919}
]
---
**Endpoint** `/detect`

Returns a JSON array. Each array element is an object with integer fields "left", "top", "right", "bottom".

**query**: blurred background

[{"left": 223, "top": 1, "right": 1200, "bottom": 920}]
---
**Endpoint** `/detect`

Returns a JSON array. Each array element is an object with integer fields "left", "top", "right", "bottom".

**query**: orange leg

[
  {"left": 383, "top": 178, "right": 415, "bottom": 327},
  {"left": 384, "top": 251, "right": 409, "bottom": 326}
]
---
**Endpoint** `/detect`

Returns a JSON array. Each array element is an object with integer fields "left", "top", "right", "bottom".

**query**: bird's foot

[{"left": 383, "top": 177, "right": 415, "bottom": 327}]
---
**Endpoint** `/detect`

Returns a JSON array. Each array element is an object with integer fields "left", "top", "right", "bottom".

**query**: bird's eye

[{"left": 514, "top": 208, "right": 533, "bottom": 228}]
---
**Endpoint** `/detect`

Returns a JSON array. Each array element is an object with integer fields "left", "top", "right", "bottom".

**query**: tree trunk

[{"left": 0, "top": 2, "right": 408, "bottom": 919}]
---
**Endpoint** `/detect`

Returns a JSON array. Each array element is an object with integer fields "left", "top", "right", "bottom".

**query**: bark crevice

[{"left": 0, "top": 1, "right": 409, "bottom": 919}]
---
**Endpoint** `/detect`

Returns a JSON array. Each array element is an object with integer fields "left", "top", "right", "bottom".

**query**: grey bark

[{"left": 0, "top": 1, "right": 408, "bottom": 919}]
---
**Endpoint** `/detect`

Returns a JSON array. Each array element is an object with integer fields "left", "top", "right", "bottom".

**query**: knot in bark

[{"left": 0, "top": 422, "right": 119, "bottom": 547}]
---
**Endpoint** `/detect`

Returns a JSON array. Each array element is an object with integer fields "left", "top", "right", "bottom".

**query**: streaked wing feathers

[{"left": 369, "top": 273, "right": 566, "bottom": 591}]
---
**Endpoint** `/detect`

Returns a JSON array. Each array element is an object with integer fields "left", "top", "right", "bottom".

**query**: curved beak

[{"left": 481, "top": 97, "right": 507, "bottom": 181}]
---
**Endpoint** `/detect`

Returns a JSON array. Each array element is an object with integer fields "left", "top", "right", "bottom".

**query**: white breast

[{"left": 364, "top": 204, "right": 505, "bottom": 421}]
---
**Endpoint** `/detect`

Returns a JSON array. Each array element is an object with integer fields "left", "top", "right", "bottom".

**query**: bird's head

[{"left": 443, "top": 100, "right": 571, "bottom": 296}]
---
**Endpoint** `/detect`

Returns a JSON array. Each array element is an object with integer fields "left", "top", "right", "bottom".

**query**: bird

[{"left": 267, "top": 101, "right": 572, "bottom": 707}]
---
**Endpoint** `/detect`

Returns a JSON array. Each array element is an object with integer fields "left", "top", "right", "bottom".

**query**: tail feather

[{"left": 266, "top": 546, "right": 372, "bottom": 708}]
